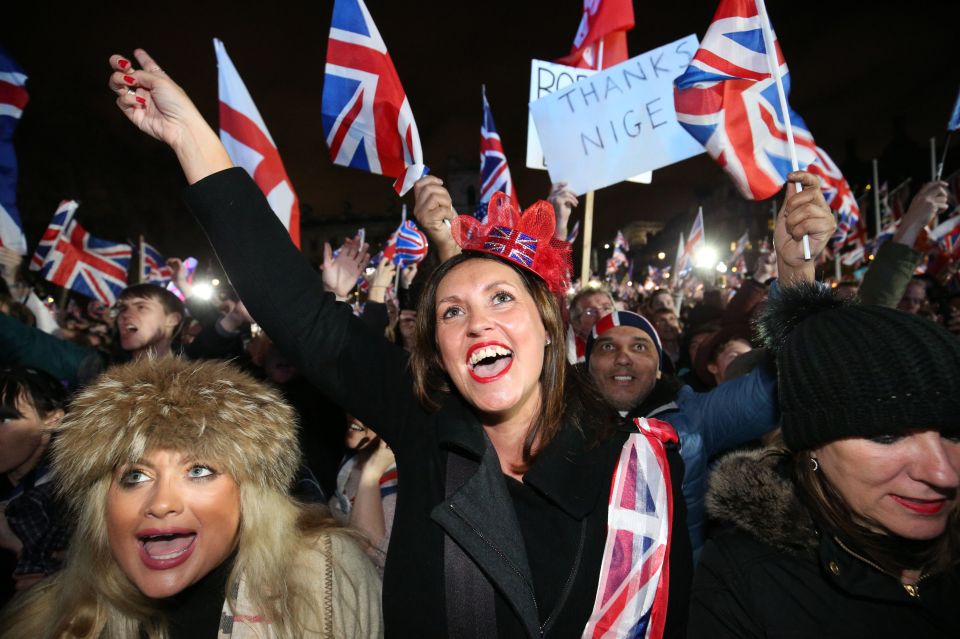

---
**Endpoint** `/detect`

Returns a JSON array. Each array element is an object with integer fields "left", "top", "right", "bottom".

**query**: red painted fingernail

[
  {"left": 123, "top": 75, "right": 135, "bottom": 85},
  {"left": 118, "top": 59, "right": 129, "bottom": 69},
  {"left": 135, "top": 96, "right": 146, "bottom": 105}
]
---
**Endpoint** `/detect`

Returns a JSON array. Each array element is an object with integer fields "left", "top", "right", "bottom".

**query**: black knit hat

[{"left": 756, "top": 282, "right": 960, "bottom": 452}]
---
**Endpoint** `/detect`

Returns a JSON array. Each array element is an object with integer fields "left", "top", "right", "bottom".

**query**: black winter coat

[
  {"left": 689, "top": 449, "right": 960, "bottom": 638},
  {"left": 183, "top": 168, "right": 693, "bottom": 638}
]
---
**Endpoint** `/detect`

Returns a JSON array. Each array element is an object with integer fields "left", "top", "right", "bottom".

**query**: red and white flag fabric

[
  {"left": 321, "top": 0, "right": 427, "bottom": 196},
  {"left": 556, "top": 0, "right": 635, "bottom": 70},
  {"left": 214, "top": 38, "right": 301, "bottom": 248},
  {"left": 29, "top": 200, "right": 131, "bottom": 305}
]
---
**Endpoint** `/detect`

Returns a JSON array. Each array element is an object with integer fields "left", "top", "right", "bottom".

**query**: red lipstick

[
  {"left": 466, "top": 341, "right": 514, "bottom": 383},
  {"left": 891, "top": 495, "right": 947, "bottom": 515}
]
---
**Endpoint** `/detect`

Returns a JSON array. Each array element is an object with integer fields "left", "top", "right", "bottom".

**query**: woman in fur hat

[
  {"left": 688, "top": 284, "right": 960, "bottom": 638},
  {"left": 0, "top": 357, "right": 382, "bottom": 638},
  {"left": 103, "top": 49, "right": 835, "bottom": 638}
]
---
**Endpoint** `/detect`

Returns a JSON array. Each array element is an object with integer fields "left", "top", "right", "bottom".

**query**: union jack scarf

[{"left": 582, "top": 417, "right": 677, "bottom": 639}]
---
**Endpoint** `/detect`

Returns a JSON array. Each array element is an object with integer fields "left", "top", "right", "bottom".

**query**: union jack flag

[
  {"left": 477, "top": 85, "right": 518, "bottom": 221},
  {"left": 29, "top": 201, "right": 131, "bottom": 305},
  {"left": 382, "top": 219, "right": 428, "bottom": 267},
  {"left": 322, "top": 0, "right": 427, "bottom": 196},
  {"left": 607, "top": 230, "right": 629, "bottom": 275},
  {"left": 674, "top": 0, "right": 819, "bottom": 201},
  {"left": 140, "top": 239, "right": 173, "bottom": 286},
  {"left": 483, "top": 226, "right": 538, "bottom": 269},
  {"left": 806, "top": 145, "right": 860, "bottom": 249},
  {"left": 675, "top": 207, "right": 705, "bottom": 280},
  {"left": 0, "top": 47, "right": 29, "bottom": 254}
]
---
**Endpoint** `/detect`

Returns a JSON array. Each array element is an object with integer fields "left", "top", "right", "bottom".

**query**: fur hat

[
  {"left": 756, "top": 282, "right": 960, "bottom": 451},
  {"left": 52, "top": 357, "right": 300, "bottom": 512}
]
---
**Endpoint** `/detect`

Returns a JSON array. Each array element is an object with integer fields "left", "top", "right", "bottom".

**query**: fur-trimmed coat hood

[{"left": 705, "top": 448, "right": 818, "bottom": 553}]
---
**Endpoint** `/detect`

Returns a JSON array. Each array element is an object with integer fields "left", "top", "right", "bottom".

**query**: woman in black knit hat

[{"left": 689, "top": 283, "right": 960, "bottom": 638}]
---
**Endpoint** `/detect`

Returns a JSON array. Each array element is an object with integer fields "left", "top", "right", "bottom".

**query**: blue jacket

[{"left": 642, "top": 357, "right": 778, "bottom": 559}]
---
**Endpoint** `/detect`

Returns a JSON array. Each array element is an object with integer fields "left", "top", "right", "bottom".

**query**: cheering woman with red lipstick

[{"left": 97, "top": 49, "right": 836, "bottom": 638}]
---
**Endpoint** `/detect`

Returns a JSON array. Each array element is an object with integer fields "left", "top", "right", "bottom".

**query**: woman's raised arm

[{"left": 108, "top": 49, "right": 232, "bottom": 184}]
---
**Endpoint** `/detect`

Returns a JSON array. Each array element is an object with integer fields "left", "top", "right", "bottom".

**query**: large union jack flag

[
  {"left": 0, "top": 47, "right": 29, "bottom": 254},
  {"left": 30, "top": 201, "right": 131, "bottom": 305},
  {"left": 322, "top": 0, "right": 427, "bottom": 196},
  {"left": 484, "top": 226, "right": 538, "bottom": 269},
  {"left": 140, "top": 239, "right": 173, "bottom": 286},
  {"left": 674, "top": 0, "right": 819, "bottom": 201},
  {"left": 477, "top": 85, "right": 518, "bottom": 221}
]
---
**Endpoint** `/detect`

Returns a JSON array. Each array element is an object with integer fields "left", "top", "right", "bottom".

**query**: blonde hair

[{"left": 0, "top": 357, "right": 363, "bottom": 638}]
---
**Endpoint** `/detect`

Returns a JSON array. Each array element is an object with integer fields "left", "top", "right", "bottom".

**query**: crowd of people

[{"left": 0, "top": 48, "right": 957, "bottom": 638}]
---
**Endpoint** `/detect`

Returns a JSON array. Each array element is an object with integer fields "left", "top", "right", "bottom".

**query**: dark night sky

[{"left": 3, "top": 1, "right": 959, "bottom": 268}]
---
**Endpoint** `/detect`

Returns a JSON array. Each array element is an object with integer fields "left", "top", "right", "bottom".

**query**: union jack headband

[
  {"left": 585, "top": 311, "right": 663, "bottom": 370},
  {"left": 450, "top": 192, "right": 572, "bottom": 296}
]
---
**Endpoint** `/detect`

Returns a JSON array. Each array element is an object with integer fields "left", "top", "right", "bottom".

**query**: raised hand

[
  {"left": 413, "top": 176, "right": 459, "bottom": 262},
  {"left": 108, "top": 49, "right": 231, "bottom": 183},
  {"left": 166, "top": 257, "right": 194, "bottom": 297},
  {"left": 368, "top": 257, "right": 396, "bottom": 304},
  {"left": 547, "top": 182, "right": 579, "bottom": 240},
  {"left": 894, "top": 181, "right": 950, "bottom": 247},
  {"left": 400, "top": 264, "right": 418, "bottom": 289},
  {"left": 322, "top": 234, "right": 370, "bottom": 299},
  {"left": 774, "top": 171, "right": 836, "bottom": 284}
]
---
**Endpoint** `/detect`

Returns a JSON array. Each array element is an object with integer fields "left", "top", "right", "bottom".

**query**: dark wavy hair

[
  {"left": 410, "top": 252, "right": 611, "bottom": 468},
  {"left": 793, "top": 452, "right": 960, "bottom": 579}
]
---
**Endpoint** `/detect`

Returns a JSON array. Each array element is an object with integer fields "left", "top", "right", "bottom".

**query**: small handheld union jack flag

[
  {"left": 382, "top": 219, "right": 428, "bottom": 267},
  {"left": 477, "top": 85, "right": 518, "bottom": 221},
  {"left": 30, "top": 201, "right": 131, "bottom": 305},
  {"left": 140, "top": 239, "right": 173, "bottom": 286}
]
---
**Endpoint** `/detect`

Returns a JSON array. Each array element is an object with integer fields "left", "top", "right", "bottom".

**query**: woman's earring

[
  {"left": 809, "top": 457, "right": 819, "bottom": 472},
  {"left": 545, "top": 337, "right": 552, "bottom": 345}
]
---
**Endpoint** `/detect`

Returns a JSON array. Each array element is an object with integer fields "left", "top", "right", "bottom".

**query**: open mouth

[
  {"left": 467, "top": 342, "right": 514, "bottom": 383},
  {"left": 137, "top": 529, "right": 197, "bottom": 569},
  {"left": 611, "top": 375, "right": 635, "bottom": 383},
  {"left": 121, "top": 323, "right": 138, "bottom": 335}
]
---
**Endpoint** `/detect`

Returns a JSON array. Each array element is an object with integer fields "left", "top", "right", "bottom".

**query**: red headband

[{"left": 451, "top": 192, "right": 573, "bottom": 295}]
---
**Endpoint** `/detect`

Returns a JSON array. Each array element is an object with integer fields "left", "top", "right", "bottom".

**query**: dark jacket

[
  {"left": 183, "top": 168, "right": 693, "bottom": 638},
  {"left": 689, "top": 449, "right": 960, "bottom": 638}
]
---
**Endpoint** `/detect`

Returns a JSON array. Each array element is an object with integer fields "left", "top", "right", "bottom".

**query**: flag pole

[
  {"left": 931, "top": 137, "right": 938, "bottom": 181},
  {"left": 138, "top": 235, "right": 145, "bottom": 284},
  {"left": 755, "top": 0, "right": 811, "bottom": 261},
  {"left": 936, "top": 130, "right": 953, "bottom": 181},
  {"left": 577, "top": 39, "right": 604, "bottom": 286},
  {"left": 872, "top": 159, "right": 881, "bottom": 237},
  {"left": 581, "top": 191, "right": 595, "bottom": 284},
  {"left": 395, "top": 206, "right": 406, "bottom": 291},
  {"left": 834, "top": 252, "right": 841, "bottom": 283}
]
